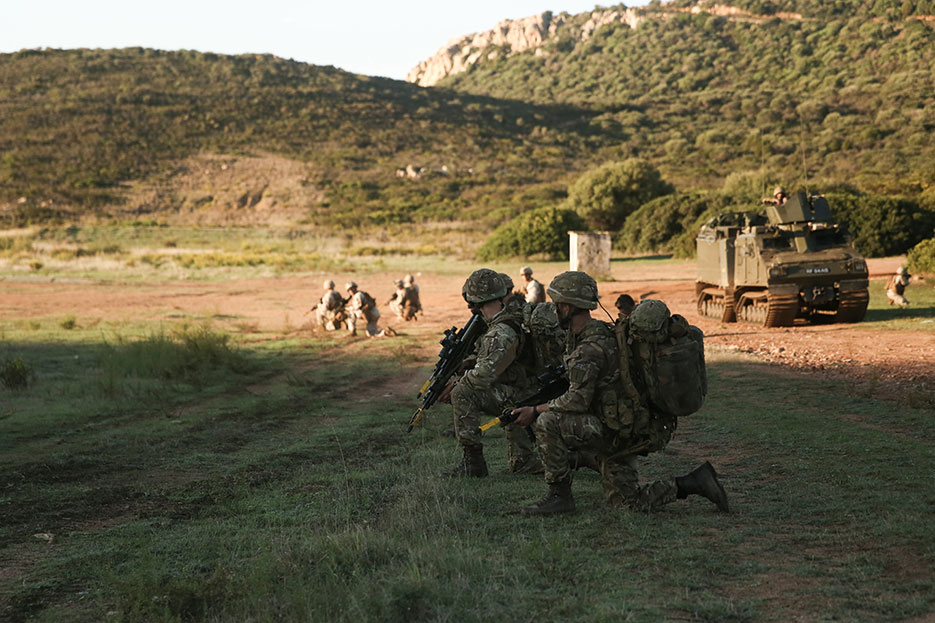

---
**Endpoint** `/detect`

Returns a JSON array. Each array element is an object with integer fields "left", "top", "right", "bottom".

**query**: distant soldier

[
  {"left": 401, "top": 274, "right": 422, "bottom": 320},
  {"left": 519, "top": 266, "right": 546, "bottom": 304},
  {"left": 615, "top": 293, "right": 636, "bottom": 321},
  {"left": 315, "top": 280, "right": 345, "bottom": 331},
  {"left": 345, "top": 281, "right": 383, "bottom": 336},
  {"left": 885, "top": 266, "right": 911, "bottom": 306},
  {"left": 762, "top": 185, "right": 788, "bottom": 206},
  {"left": 387, "top": 280, "right": 407, "bottom": 319}
]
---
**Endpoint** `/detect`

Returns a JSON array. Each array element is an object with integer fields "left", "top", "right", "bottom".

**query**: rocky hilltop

[{"left": 407, "top": 1, "right": 807, "bottom": 87}]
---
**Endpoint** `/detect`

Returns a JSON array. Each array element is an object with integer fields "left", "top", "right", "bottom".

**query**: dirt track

[{"left": 1, "top": 257, "right": 932, "bottom": 405}]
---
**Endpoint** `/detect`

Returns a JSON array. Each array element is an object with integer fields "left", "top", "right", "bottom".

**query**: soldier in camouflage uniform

[
  {"left": 519, "top": 266, "right": 546, "bottom": 304},
  {"left": 511, "top": 271, "right": 729, "bottom": 515},
  {"left": 345, "top": 281, "right": 382, "bottom": 336},
  {"left": 444, "top": 268, "right": 543, "bottom": 477},
  {"left": 315, "top": 280, "right": 345, "bottom": 331}
]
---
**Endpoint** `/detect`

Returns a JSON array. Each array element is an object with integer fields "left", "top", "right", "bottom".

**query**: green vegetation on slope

[
  {"left": 443, "top": 3, "right": 935, "bottom": 192},
  {"left": 0, "top": 48, "right": 622, "bottom": 227}
]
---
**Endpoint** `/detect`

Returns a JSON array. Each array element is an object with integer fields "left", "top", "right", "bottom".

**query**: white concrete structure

[{"left": 569, "top": 231, "right": 611, "bottom": 277}]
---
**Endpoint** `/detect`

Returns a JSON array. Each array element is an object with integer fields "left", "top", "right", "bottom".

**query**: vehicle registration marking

[{"left": 805, "top": 267, "right": 831, "bottom": 274}]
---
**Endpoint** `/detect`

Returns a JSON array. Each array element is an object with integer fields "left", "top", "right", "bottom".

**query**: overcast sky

[{"left": 1, "top": 1, "right": 650, "bottom": 80}]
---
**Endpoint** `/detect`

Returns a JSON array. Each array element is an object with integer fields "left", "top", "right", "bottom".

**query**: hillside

[
  {"left": 0, "top": 48, "right": 621, "bottom": 228},
  {"left": 418, "top": 0, "right": 935, "bottom": 192},
  {"left": 2, "top": 0, "right": 934, "bottom": 237}
]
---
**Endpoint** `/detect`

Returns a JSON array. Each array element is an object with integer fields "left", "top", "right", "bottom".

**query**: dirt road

[{"left": 2, "top": 257, "right": 932, "bottom": 404}]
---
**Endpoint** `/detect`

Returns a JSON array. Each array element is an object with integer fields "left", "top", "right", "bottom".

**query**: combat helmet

[
  {"left": 462, "top": 268, "right": 508, "bottom": 304},
  {"left": 499, "top": 272, "right": 515, "bottom": 292},
  {"left": 345, "top": 281, "right": 358, "bottom": 291},
  {"left": 773, "top": 185, "right": 786, "bottom": 197},
  {"left": 520, "top": 266, "right": 533, "bottom": 276},
  {"left": 404, "top": 274, "right": 415, "bottom": 285},
  {"left": 547, "top": 271, "right": 598, "bottom": 310},
  {"left": 394, "top": 279, "right": 404, "bottom": 287},
  {"left": 897, "top": 266, "right": 907, "bottom": 276},
  {"left": 323, "top": 279, "right": 335, "bottom": 290},
  {"left": 628, "top": 299, "right": 671, "bottom": 342}
]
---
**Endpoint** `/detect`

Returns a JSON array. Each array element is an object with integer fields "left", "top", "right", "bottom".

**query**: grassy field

[{"left": 1, "top": 315, "right": 932, "bottom": 623}]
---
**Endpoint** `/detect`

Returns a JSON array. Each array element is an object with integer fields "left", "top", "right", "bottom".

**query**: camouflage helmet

[
  {"left": 773, "top": 185, "right": 786, "bottom": 196},
  {"left": 462, "top": 268, "right": 508, "bottom": 304},
  {"left": 404, "top": 274, "right": 415, "bottom": 284},
  {"left": 323, "top": 279, "right": 335, "bottom": 290},
  {"left": 499, "top": 272, "right": 515, "bottom": 292},
  {"left": 345, "top": 281, "right": 357, "bottom": 291},
  {"left": 520, "top": 266, "right": 533, "bottom": 276},
  {"left": 547, "top": 271, "right": 598, "bottom": 310},
  {"left": 629, "top": 299, "right": 671, "bottom": 341}
]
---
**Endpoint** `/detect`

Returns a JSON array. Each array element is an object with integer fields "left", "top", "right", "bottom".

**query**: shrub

[
  {"left": 476, "top": 206, "right": 586, "bottom": 261},
  {"left": 824, "top": 191, "right": 935, "bottom": 257},
  {"left": 60, "top": 315, "right": 77, "bottom": 330},
  {"left": 0, "top": 357, "right": 35, "bottom": 390},
  {"left": 619, "top": 192, "right": 714, "bottom": 254},
  {"left": 98, "top": 324, "right": 251, "bottom": 390},
  {"left": 907, "top": 238, "right": 935, "bottom": 275},
  {"left": 566, "top": 159, "right": 674, "bottom": 230}
]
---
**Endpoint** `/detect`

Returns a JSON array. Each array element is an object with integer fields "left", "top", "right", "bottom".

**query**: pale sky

[{"left": 1, "top": 1, "right": 650, "bottom": 80}]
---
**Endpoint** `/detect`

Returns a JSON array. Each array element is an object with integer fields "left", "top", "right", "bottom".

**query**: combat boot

[
  {"left": 675, "top": 461, "right": 730, "bottom": 512},
  {"left": 442, "top": 445, "right": 488, "bottom": 478},
  {"left": 521, "top": 479, "right": 575, "bottom": 515}
]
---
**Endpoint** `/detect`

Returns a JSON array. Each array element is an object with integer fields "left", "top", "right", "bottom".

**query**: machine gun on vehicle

[{"left": 407, "top": 312, "right": 487, "bottom": 432}]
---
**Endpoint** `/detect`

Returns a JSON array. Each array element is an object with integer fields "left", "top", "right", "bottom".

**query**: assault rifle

[
  {"left": 407, "top": 312, "right": 487, "bottom": 432},
  {"left": 476, "top": 364, "right": 569, "bottom": 436}
]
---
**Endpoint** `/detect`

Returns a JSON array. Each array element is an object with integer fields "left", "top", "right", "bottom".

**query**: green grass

[
  {"left": 863, "top": 277, "right": 935, "bottom": 330},
  {"left": 0, "top": 319, "right": 932, "bottom": 622}
]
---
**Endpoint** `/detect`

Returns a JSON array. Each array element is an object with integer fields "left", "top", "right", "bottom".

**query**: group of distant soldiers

[
  {"left": 435, "top": 266, "right": 728, "bottom": 516},
  {"left": 313, "top": 274, "right": 422, "bottom": 337}
]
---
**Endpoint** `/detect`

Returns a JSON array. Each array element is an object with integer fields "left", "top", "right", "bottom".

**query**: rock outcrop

[
  {"left": 406, "top": 8, "right": 644, "bottom": 87},
  {"left": 406, "top": 2, "right": 806, "bottom": 87}
]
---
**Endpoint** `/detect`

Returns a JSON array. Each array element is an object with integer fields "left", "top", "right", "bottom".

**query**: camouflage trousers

[
  {"left": 316, "top": 306, "right": 344, "bottom": 331},
  {"left": 534, "top": 410, "right": 678, "bottom": 511},
  {"left": 347, "top": 310, "right": 381, "bottom": 336},
  {"left": 450, "top": 381, "right": 541, "bottom": 473}
]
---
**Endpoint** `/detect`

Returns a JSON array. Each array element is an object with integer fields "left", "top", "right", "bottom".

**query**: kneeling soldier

[
  {"left": 444, "top": 268, "right": 542, "bottom": 477},
  {"left": 512, "top": 271, "right": 729, "bottom": 515}
]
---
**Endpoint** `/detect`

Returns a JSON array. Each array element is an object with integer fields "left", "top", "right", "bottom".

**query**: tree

[
  {"left": 476, "top": 206, "right": 586, "bottom": 261},
  {"left": 566, "top": 159, "right": 674, "bottom": 231}
]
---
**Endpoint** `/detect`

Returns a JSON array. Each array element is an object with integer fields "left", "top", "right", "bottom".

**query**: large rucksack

[
  {"left": 625, "top": 299, "right": 707, "bottom": 418},
  {"left": 500, "top": 301, "right": 565, "bottom": 380},
  {"left": 603, "top": 299, "right": 705, "bottom": 455}
]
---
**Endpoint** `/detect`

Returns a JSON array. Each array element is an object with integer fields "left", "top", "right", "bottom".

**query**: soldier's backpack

[
  {"left": 501, "top": 301, "right": 565, "bottom": 378},
  {"left": 624, "top": 299, "right": 707, "bottom": 418},
  {"left": 358, "top": 290, "right": 376, "bottom": 311}
]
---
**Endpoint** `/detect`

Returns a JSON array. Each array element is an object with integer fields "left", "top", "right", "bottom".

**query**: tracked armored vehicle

[{"left": 696, "top": 192, "right": 869, "bottom": 327}]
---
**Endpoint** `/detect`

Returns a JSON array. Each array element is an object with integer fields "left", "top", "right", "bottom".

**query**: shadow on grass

[
  {"left": 863, "top": 304, "right": 935, "bottom": 323},
  {"left": 611, "top": 254, "right": 675, "bottom": 263}
]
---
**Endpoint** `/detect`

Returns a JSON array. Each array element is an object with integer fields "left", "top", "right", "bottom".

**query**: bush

[
  {"left": 618, "top": 192, "right": 714, "bottom": 254},
  {"left": 476, "top": 206, "right": 586, "bottom": 261},
  {"left": 98, "top": 324, "right": 251, "bottom": 391},
  {"left": 566, "top": 159, "right": 674, "bottom": 230},
  {"left": 907, "top": 238, "right": 935, "bottom": 275},
  {"left": 0, "top": 358, "right": 35, "bottom": 390},
  {"left": 824, "top": 191, "right": 935, "bottom": 257}
]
